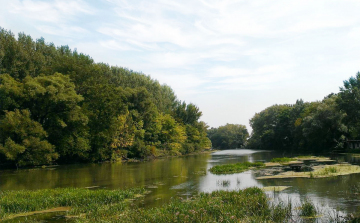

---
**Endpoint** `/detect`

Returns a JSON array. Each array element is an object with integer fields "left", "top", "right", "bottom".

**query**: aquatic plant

[
  {"left": 270, "top": 157, "right": 296, "bottom": 163},
  {"left": 0, "top": 188, "right": 145, "bottom": 220},
  {"left": 118, "top": 187, "right": 292, "bottom": 223},
  {"left": 299, "top": 198, "right": 318, "bottom": 217},
  {"left": 209, "top": 161, "right": 265, "bottom": 174},
  {"left": 216, "top": 180, "right": 230, "bottom": 187}
]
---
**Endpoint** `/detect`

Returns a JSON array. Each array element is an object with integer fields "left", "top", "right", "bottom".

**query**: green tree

[
  {"left": 0, "top": 109, "right": 58, "bottom": 167},
  {"left": 248, "top": 105, "right": 292, "bottom": 150},
  {"left": 0, "top": 73, "right": 89, "bottom": 162},
  {"left": 208, "top": 124, "right": 248, "bottom": 150},
  {"left": 337, "top": 72, "right": 360, "bottom": 139},
  {"left": 300, "top": 96, "right": 347, "bottom": 152}
]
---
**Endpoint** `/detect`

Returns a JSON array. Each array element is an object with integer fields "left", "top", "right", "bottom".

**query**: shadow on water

[{"left": 2, "top": 149, "right": 360, "bottom": 222}]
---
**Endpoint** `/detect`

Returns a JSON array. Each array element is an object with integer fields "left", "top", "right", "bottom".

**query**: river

[{"left": 2, "top": 149, "right": 360, "bottom": 221}]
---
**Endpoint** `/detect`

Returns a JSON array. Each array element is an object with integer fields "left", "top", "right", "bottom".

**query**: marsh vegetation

[{"left": 209, "top": 161, "right": 265, "bottom": 174}]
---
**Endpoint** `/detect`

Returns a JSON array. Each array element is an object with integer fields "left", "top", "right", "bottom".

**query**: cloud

[
  {"left": 4, "top": 0, "right": 360, "bottom": 128},
  {"left": 36, "top": 25, "right": 88, "bottom": 37},
  {"left": 8, "top": 0, "right": 94, "bottom": 23},
  {"left": 99, "top": 40, "right": 139, "bottom": 51},
  {"left": 205, "top": 64, "right": 295, "bottom": 90}
]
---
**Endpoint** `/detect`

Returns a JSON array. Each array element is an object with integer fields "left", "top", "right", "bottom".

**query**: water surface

[{"left": 1, "top": 149, "right": 360, "bottom": 219}]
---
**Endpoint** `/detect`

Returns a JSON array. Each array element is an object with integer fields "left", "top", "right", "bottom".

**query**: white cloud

[
  {"left": 36, "top": 25, "right": 88, "bottom": 37},
  {"left": 99, "top": 40, "right": 139, "bottom": 51},
  {"left": 8, "top": 0, "right": 94, "bottom": 23},
  {"left": 4, "top": 0, "right": 360, "bottom": 128}
]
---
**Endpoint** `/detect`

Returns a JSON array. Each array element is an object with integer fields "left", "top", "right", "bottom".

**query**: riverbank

[
  {"left": 0, "top": 149, "right": 216, "bottom": 171},
  {"left": 2, "top": 187, "right": 348, "bottom": 222}
]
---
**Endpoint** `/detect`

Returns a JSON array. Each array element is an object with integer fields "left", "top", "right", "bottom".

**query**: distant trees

[
  {"left": 0, "top": 28, "right": 211, "bottom": 167},
  {"left": 337, "top": 72, "right": 360, "bottom": 139},
  {"left": 208, "top": 124, "right": 248, "bottom": 150},
  {"left": 247, "top": 85, "right": 352, "bottom": 153}
]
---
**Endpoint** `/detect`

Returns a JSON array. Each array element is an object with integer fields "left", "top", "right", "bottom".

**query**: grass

[
  {"left": 299, "top": 198, "right": 318, "bottom": 217},
  {"left": 209, "top": 161, "right": 265, "bottom": 174},
  {"left": 115, "top": 187, "right": 293, "bottom": 223},
  {"left": 270, "top": 157, "right": 296, "bottom": 163},
  {"left": 0, "top": 188, "right": 145, "bottom": 221},
  {"left": 0, "top": 187, "right": 349, "bottom": 222},
  {"left": 317, "top": 166, "right": 338, "bottom": 175},
  {"left": 0, "top": 187, "right": 293, "bottom": 223}
]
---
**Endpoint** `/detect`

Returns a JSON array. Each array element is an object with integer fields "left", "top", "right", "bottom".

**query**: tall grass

[
  {"left": 117, "top": 187, "right": 292, "bottom": 223},
  {"left": 0, "top": 186, "right": 349, "bottom": 222},
  {"left": 209, "top": 162, "right": 265, "bottom": 174},
  {"left": 299, "top": 198, "right": 318, "bottom": 217},
  {"left": 0, "top": 188, "right": 145, "bottom": 220}
]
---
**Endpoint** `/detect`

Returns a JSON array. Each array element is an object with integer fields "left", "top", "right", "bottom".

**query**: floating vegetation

[
  {"left": 262, "top": 186, "right": 291, "bottom": 192},
  {"left": 270, "top": 157, "right": 296, "bottom": 163},
  {"left": 209, "top": 161, "right": 265, "bottom": 174},
  {"left": 257, "top": 164, "right": 360, "bottom": 179},
  {"left": 193, "top": 170, "right": 206, "bottom": 175},
  {"left": 217, "top": 180, "right": 230, "bottom": 187}
]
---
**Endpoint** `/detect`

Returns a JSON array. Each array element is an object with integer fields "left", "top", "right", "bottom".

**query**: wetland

[{"left": 2, "top": 149, "right": 360, "bottom": 222}]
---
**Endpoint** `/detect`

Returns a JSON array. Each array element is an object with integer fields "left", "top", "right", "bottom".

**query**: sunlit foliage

[{"left": 0, "top": 28, "right": 211, "bottom": 167}]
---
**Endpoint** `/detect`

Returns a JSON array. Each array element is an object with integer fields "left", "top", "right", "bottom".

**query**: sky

[{"left": 1, "top": 0, "right": 360, "bottom": 131}]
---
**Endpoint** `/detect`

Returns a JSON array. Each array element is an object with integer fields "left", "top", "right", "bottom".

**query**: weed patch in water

[
  {"left": 209, "top": 161, "right": 265, "bottom": 174},
  {"left": 262, "top": 186, "right": 291, "bottom": 192},
  {"left": 299, "top": 198, "right": 318, "bottom": 217},
  {"left": 117, "top": 187, "right": 292, "bottom": 223},
  {"left": 270, "top": 157, "right": 296, "bottom": 163}
]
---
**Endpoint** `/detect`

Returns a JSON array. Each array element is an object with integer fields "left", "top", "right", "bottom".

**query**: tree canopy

[
  {"left": 207, "top": 124, "right": 248, "bottom": 150},
  {"left": 0, "top": 28, "right": 211, "bottom": 167}
]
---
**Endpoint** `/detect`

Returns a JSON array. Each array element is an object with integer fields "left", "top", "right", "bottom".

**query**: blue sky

[{"left": 1, "top": 0, "right": 360, "bottom": 131}]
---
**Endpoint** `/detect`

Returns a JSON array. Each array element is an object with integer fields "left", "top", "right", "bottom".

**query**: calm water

[{"left": 2, "top": 149, "right": 360, "bottom": 220}]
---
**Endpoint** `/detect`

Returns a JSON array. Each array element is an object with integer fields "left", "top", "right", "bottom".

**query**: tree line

[
  {"left": 0, "top": 29, "right": 211, "bottom": 168},
  {"left": 208, "top": 73, "right": 360, "bottom": 153},
  {"left": 246, "top": 73, "right": 360, "bottom": 153}
]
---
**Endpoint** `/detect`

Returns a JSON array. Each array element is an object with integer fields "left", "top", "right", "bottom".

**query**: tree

[
  {"left": 0, "top": 73, "right": 90, "bottom": 162},
  {"left": 208, "top": 124, "right": 249, "bottom": 150},
  {"left": 300, "top": 96, "right": 347, "bottom": 152},
  {"left": 0, "top": 109, "right": 58, "bottom": 167},
  {"left": 337, "top": 72, "right": 360, "bottom": 139},
  {"left": 248, "top": 105, "right": 292, "bottom": 150}
]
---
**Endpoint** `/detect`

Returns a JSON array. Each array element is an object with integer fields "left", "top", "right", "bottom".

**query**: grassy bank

[
  {"left": 0, "top": 187, "right": 293, "bottom": 223},
  {"left": 0, "top": 188, "right": 145, "bottom": 221},
  {"left": 209, "top": 161, "right": 265, "bottom": 174},
  {"left": 1, "top": 187, "right": 353, "bottom": 222}
]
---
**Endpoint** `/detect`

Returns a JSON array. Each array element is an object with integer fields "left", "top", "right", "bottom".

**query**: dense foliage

[
  {"left": 0, "top": 29, "right": 211, "bottom": 167},
  {"left": 207, "top": 124, "right": 248, "bottom": 149},
  {"left": 247, "top": 73, "right": 360, "bottom": 153}
]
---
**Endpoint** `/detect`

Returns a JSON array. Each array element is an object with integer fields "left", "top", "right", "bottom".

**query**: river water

[{"left": 2, "top": 149, "right": 360, "bottom": 220}]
